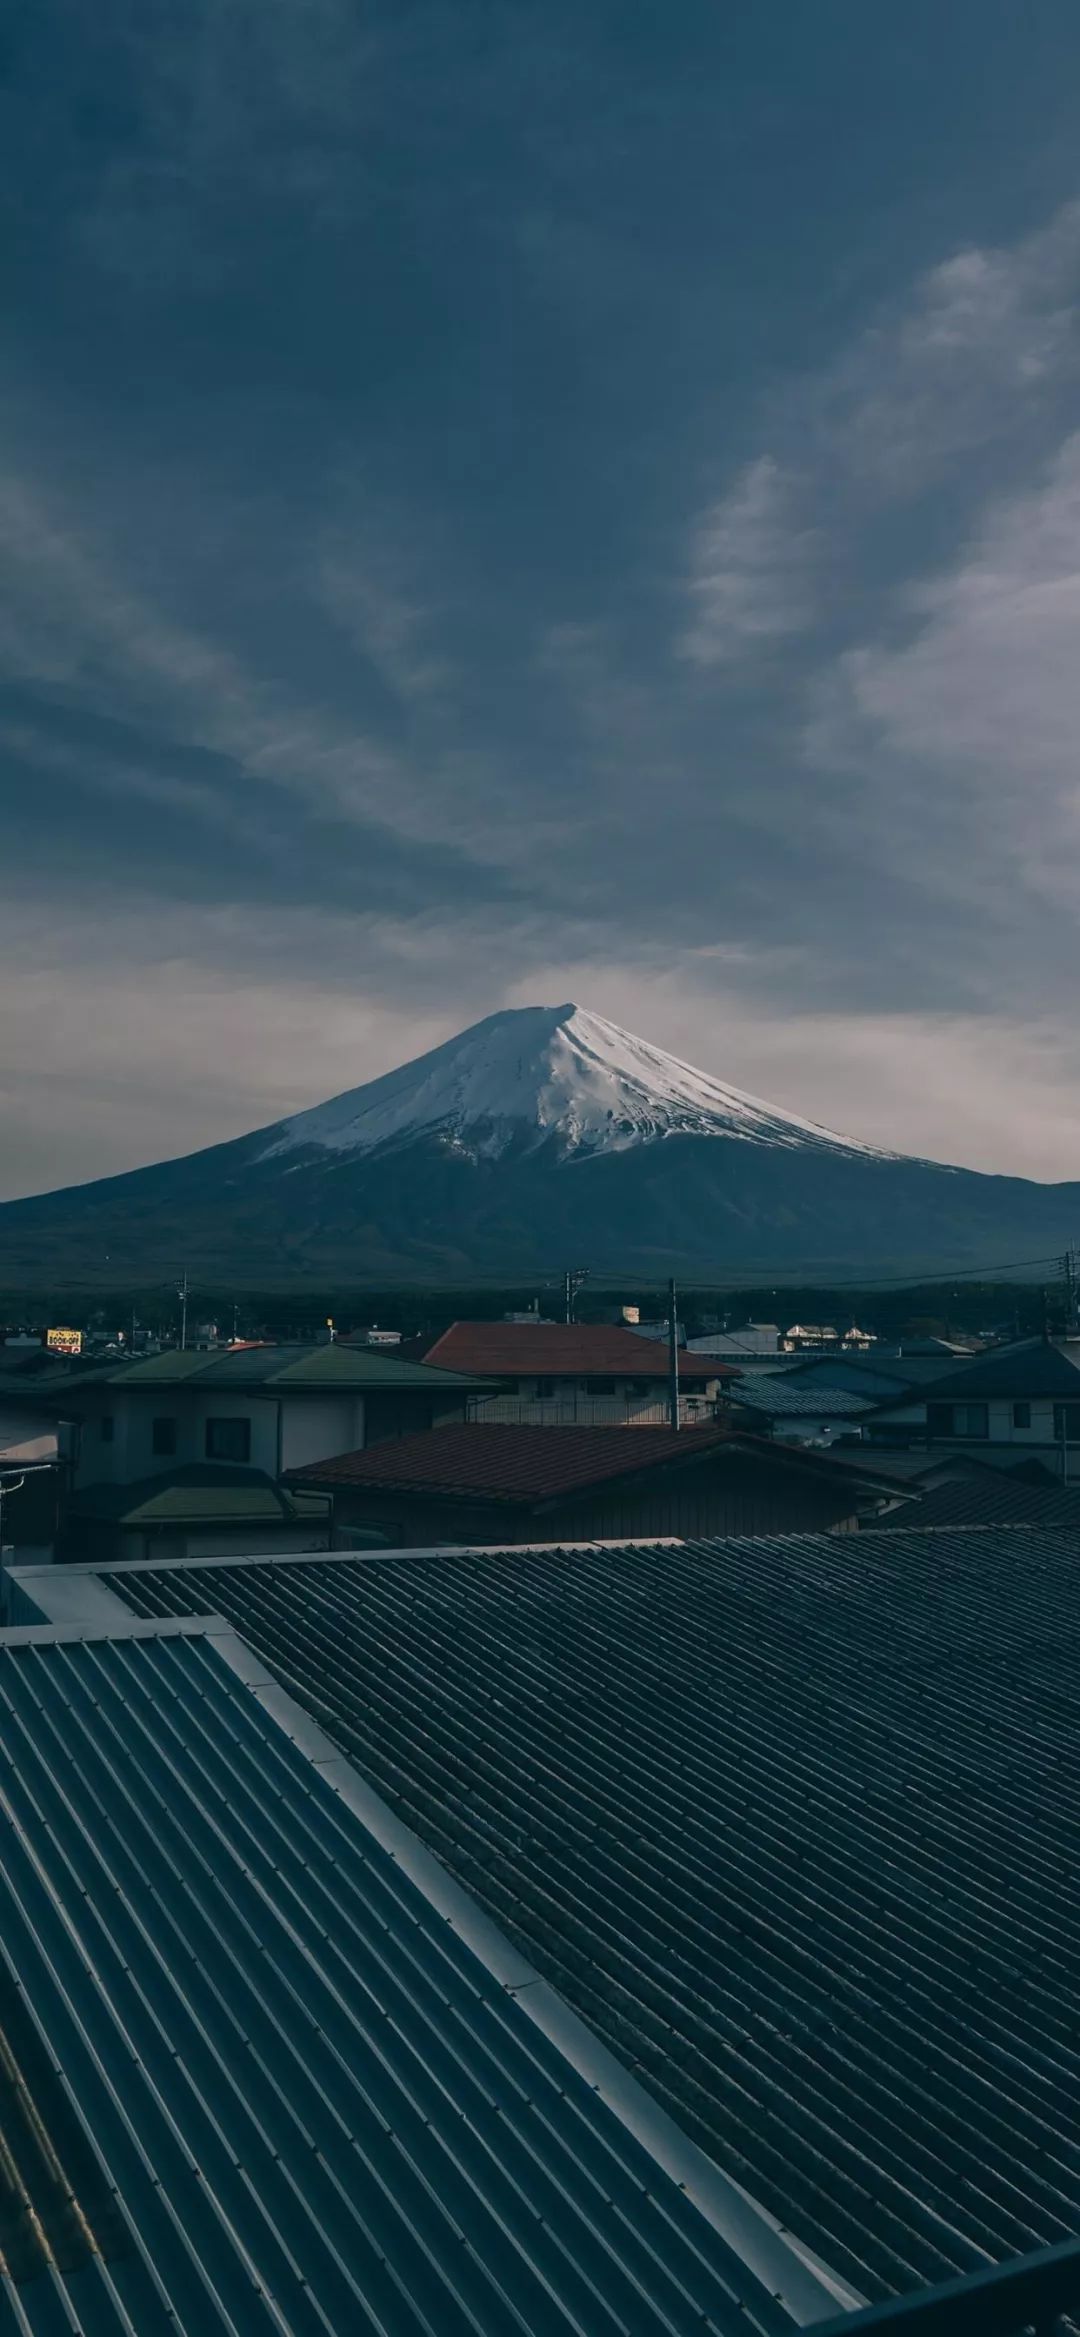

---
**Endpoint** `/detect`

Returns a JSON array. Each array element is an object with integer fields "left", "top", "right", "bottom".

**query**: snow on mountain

[{"left": 259, "top": 1003, "right": 894, "bottom": 1165}]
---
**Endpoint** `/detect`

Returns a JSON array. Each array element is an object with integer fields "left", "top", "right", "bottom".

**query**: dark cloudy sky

[{"left": 4, "top": 2, "right": 1080, "bottom": 1196}]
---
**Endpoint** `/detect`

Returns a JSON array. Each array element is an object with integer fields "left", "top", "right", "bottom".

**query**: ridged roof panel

[
  {"left": 0, "top": 1624, "right": 810, "bottom": 2336},
  {"left": 108, "top": 1529, "right": 1080, "bottom": 2306}
]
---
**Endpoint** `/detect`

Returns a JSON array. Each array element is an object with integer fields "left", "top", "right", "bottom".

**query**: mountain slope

[
  {"left": 1, "top": 1002, "right": 1078, "bottom": 1285},
  {"left": 259, "top": 1003, "right": 893, "bottom": 1164}
]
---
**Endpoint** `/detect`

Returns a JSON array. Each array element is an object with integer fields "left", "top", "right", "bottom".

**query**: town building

[
  {"left": 289, "top": 1420, "right": 902, "bottom": 1544},
  {"left": 863, "top": 1338, "right": 1080, "bottom": 1475},
  {"left": 687, "top": 1322, "right": 783, "bottom": 1357},
  {"left": 418, "top": 1320, "right": 731, "bottom": 1423},
  {"left": 59, "top": 1461, "right": 332, "bottom": 1564},
  {"left": 723, "top": 1377, "right": 876, "bottom": 1445},
  {"left": 922, "top": 1337, "right": 1080, "bottom": 1475},
  {"left": 47, "top": 1340, "right": 488, "bottom": 1494}
]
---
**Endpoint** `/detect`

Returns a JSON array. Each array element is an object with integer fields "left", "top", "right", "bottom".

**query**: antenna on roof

[
  {"left": 667, "top": 1277, "right": 680, "bottom": 1433},
  {"left": 563, "top": 1267, "right": 589, "bottom": 1325},
  {"left": 1065, "top": 1248, "right": 1080, "bottom": 1339}
]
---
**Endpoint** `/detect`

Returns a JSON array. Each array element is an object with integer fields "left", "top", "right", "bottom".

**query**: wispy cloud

[
  {"left": 679, "top": 200, "right": 1080, "bottom": 670},
  {"left": 806, "top": 431, "right": 1080, "bottom": 912},
  {"left": 680, "top": 458, "right": 817, "bottom": 665}
]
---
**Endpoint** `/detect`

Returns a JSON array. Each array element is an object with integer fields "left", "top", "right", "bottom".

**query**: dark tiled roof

[
  {"left": 924, "top": 1339, "right": 1080, "bottom": 1402},
  {"left": 877, "top": 1473, "right": 1080, "bottom": 1530},
  {"left": 0, "top": 1622, "right": 802, "bottom": 2335},
  {"left": 421, "top": 1320, "right": 730, "bottom": 1382},
  {"left": 811, "top": 1446, "right": 952, "bottom": 1482},
  {"left": 778, "top": 1355, "right": 962, "bottom": 1389},
  {"left": 289, "top": 1419, "right": 892, "bottom": 1503},
  {"left": 108, "top": 1525, "right": 1080, "bottom": 2305}
]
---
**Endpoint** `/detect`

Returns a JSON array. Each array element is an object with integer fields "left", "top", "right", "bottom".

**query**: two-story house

[
  {"left": 881, "top": 1338, "right": 1080, "bottom": 1478},
  {"left": 50, "top": 1341, "right": 491, "bottom": 1561},
  {"left": 417, "top": 1321, "right": 733, "bottom": 1424}
]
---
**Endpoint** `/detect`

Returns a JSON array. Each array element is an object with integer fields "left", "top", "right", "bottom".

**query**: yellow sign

[{"left": 46, "top": 1326, "right": 83, "bottom": 1356}]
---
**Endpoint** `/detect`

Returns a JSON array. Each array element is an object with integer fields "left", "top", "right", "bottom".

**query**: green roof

[
  {"left": 88, "top": 1342, "right": 488, "bottom": 1392},
  {"left": 68, "top": 1464, "right": 331, "bottom": 1528}
]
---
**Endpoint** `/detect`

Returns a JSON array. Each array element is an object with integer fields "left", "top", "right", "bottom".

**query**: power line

[{"left": 2, "top": 1251, "right": 1064, "bottom": 1305}]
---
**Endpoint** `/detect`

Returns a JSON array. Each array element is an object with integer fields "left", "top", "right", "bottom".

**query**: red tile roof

[
  {"left": 291, "top": 1420, "right": 888, "bottom": 1505},
  {"left": 419, "top": 1321, "right": 733, "bottom": 1383}
]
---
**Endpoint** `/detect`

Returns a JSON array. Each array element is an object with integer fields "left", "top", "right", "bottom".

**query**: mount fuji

[{"left": 3, "top": 1002, "right": 1080, "bottom": 1285}]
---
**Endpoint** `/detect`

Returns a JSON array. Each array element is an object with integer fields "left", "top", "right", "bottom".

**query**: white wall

[
  {"left": 933, "top": 1394, "right": 1074, "bottom": 1454},
  {"left": 279, "top": 1398, "right": 364, "bottom": 1472},
  {"left": 73, "top": 1390, "right": 366, "bottom": 1486}
]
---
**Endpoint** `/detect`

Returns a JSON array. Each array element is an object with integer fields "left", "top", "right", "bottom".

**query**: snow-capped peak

[{"left": 258, "top": 1003, "right": 893, "bottom": 1165}]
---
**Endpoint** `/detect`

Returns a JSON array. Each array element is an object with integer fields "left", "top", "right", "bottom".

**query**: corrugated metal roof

[
  {"left": 873, "top": 1474, "right": 1080, "bottom": 1530},
  {"left": 0, "top": 1618, "right": 822, "bottom": 2336},
  {"left": 105, "top": 1528, "right": 1080, "bottom": 2307}
]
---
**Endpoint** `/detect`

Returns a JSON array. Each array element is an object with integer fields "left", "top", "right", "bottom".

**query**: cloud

[
  {"left": 805, "top": 431, "right": 1080, "bottom": 921},
  {"left": 679, "top": 199, "right": 1080, "bottom": 669},
  {"left": 680, "top": 459, "right": 816, "bottom": 665},
  {"left": 7, "top": 10, "right": 1080, "bottom": 1209}
]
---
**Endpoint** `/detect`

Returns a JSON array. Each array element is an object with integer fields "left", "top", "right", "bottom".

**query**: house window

[
  {"left": 1012, "top": 1401, "right": 1031, "bottom": 1430},
  {"left": 928, "top": 1403, "right": 988, "bottom": 1440},
  {"left": 152, "top": 1416, "right": 177, "bottom": 1457},
  {"left": 99, "top": 1415, "right": 114, "bottom": 1443},
  {"left": 205, "top": 1416, "right": 251, "bottom": 1463},
  {"left": 1053, "top": 1404, "right": 1080, "bottom": 1444},
  {"left": 585, "top": 1377, "right": 617, "bottom": 1395},
  {"left": 628, "top": 1380, "right": 654, "bottom": 1396}
]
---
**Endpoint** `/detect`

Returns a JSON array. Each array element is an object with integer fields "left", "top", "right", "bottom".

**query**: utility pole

[
  {"left": 1064, "top": 1247, "right": 1080, "bottom": 1338},
  {"left": 667, "top": 1276, "right": 680, "bottom": 1432},
  {"left": 177, "top": 1271, "right": 189, "bottom": 1352},
  {"left": 563, "top": 1267, "right": 589, "bottom": 1325}
]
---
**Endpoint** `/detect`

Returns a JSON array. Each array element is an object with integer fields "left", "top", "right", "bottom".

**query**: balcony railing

[{"left": 465, "top": 1394, "right": 718, "bottom": 1428}]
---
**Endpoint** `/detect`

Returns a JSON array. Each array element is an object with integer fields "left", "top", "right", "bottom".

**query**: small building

[
  {"left": 60, "top": 1462, "right": 332, "bottom": 1564},
  {"left": 724, "top": 1377, "right": 876, "bottom": 1446},
  {"left": 419, "top": 1320, "right": 731, "bottom": 1425},
  {"left": 687, "top": 1323, "right": 782, "bottom": 1358},
  {"left": 290, "top": 1420, "right": 902, "bottom": 1545}
]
